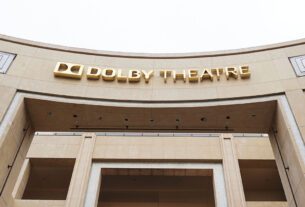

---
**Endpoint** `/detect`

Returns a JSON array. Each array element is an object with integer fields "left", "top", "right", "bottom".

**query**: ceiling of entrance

[{"left": 25, "top": 98, "right": 276, "bottom": 133}]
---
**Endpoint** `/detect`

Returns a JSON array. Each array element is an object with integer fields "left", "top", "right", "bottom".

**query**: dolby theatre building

[{"left": 0, "top": 34, "right": 305, "bottom": 207}]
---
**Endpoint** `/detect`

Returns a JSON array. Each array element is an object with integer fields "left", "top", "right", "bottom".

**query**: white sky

[{"left": 1, "top": 0, "right": 305, "bottom": 53}]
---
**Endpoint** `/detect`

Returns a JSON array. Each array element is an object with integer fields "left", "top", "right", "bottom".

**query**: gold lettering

[
  {"left": 102, "top": 68, "right": 116, "bottom": 81},
  {"left": 160, "top": 70, "right": 172, "bottom": 83},
  {"left": 54, "top": 62, "right": 84, "bottom": 79},
  {"left": 173, "top": 70, "right": 186, "bottom": 83},
  {"left": 188, "top": 69, "right": 199, "bottom": 82},
  {"left": 211, "top": 68, "right": 223, "bottom": 81},
  {"left": 239, "top": 65, "right": 251, "bottom": 79},
  {"left": 142, "top": 70, "right": 154, "bottom": 83},
  {"left": 54, "top": 62, "right": 251, "bottom": 83},
  {"left": 128, "top": 70, "right": 141, "bottom": 82},
  {"left": 87, "top": 67, "right": 101, "bottom": 80},
  {"left": 117, "top": 69, "right": 127, "bottom": 82},
  {"left": 200, "top": 69, "right": 213, "bottom": 81},
  {"left": 225, "top": 67, "right": 238, "bottom": 80}
]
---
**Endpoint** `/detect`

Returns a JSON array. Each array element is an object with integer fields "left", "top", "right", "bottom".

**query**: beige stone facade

[{"left": 0, "top": 34, "right": 305, "bottom": 206}]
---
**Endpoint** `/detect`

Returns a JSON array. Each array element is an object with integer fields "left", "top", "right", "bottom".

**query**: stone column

[
  {"left": 65, "top": 133, "right": 96, "bottom": 207},
  {"left": 11, "top": 159, "right": 30, "bottom": 199},
  {"left": 220, "top": 133, "right": 246, "bottom": 207},
  {"left": 285, "top": 90, "right": 305, "bottom": 143},
  {"left": 268, "top": 132, "right": 296, "bottom": 206},
  {"left": 273, "top": 96, "right": 305, "bottom": 206}
]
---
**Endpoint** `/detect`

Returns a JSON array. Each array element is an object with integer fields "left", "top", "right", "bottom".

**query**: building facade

[{"left": 0, "top": 34, "right": 305, "bottom": 207}]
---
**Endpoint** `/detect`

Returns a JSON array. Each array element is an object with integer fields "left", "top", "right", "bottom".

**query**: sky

[{"left": 1, "top": 0, "right": 305, "bottom": 53}]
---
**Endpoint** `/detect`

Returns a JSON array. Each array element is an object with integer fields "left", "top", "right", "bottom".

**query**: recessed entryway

[
  {"left": 85, "top": 163, "right": 227, "bottom": 207},
  {"left": 98, "top": 168, "right": 215, "bottom": 207}
]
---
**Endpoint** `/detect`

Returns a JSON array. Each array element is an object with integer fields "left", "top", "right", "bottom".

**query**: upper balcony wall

[
  {"left": 1, "top": 35, "right": 305, "bottom": 102},
  {"left": 26, "top": 133, "right": 274, "bottom": 161}
]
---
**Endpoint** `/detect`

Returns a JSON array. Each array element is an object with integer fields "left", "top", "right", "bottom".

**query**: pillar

[
  {"left": 65, "top": 133, "right": 96, "bottom": 207},
  {"left": 272, "top": 95, "right": 305, "bottom": 206},
  {"left": 220, "top": 133, "right": 246, "bottom": 207},
  {"left": 285, "top": 90, "right": 305, "bottom": 143}
]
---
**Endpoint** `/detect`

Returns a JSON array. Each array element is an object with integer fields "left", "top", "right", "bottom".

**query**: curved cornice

[{"left": 1, "top": 34, "right": 305, "bottom": 59}]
